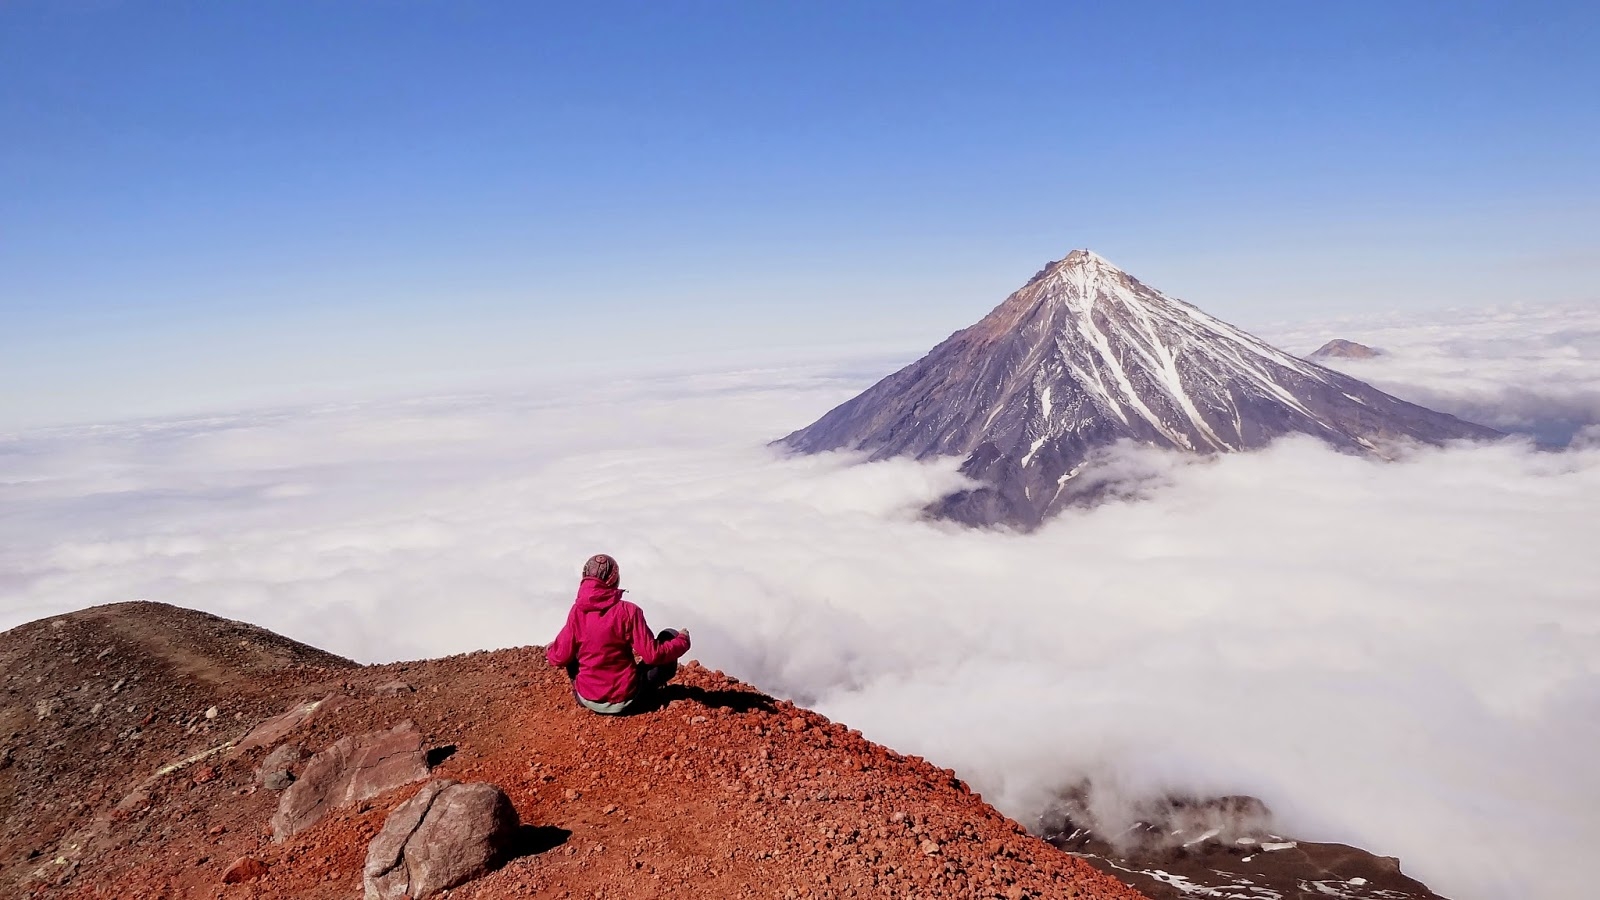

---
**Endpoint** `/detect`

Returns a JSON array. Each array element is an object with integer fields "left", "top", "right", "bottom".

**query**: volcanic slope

[
  {"left": 778, "top": 250, "right": 1499, "bottom": 529},
  {"left": 1, "top": 602, "right": 1148, "bottom": 900}
]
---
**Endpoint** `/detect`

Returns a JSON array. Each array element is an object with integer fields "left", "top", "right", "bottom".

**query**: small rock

[
  {"left": 192, "top": 765, "right": 218, "bottom": 785},
  {"left": 205, "top": 706, "right": 219, "bottom": 720},
  {"left": 262, "top": 770, "right": 294, "bottom": 791},
  {"left": 374, "top": 680, "right": 415, "bottom": 697},
  {"left": 261, "top": 743, "right": 307, "bottom": 769},
  {"left": 602, "top": 804, "right": 617, "bottom": 815},
  {"left": 208, "top": 824, "right": 227, "bottom": 836},
  {"left": 564, "top": 789, "right": 581, "bottom": 801},
  {"left": 920, "top": 839, "right": 941, "bottom": 856},
  {"left": 222, "top": 856, "right": 269, "bottom": 883}
]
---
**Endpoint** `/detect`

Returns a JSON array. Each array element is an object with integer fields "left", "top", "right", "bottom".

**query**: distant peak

[{"left": 1309, "top": 339, "right": 1384, "bottom": 360}]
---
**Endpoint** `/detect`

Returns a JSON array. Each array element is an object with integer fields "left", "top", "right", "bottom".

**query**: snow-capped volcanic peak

[
  {"left": 778, "top": 249, "right": 1499, "bottom": 530},
  {"left": 997, "top": 249, "right": 1339, "bottom": 453}
]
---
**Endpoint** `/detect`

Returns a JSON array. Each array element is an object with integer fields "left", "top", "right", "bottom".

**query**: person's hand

[{"left": 677, "top": 628, "right": 690, "bottom": 645}]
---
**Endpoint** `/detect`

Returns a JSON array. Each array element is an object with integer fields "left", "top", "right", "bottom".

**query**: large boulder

[
  {"left": 271, "top": 721, "right": 430, "bottom": 841},
  {"left": 363, "top": 779, "right": 519, "bottom": 900}
]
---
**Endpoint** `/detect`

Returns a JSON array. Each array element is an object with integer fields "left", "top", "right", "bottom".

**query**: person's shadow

[{"left": 626, "top": 683, "right": 777, "bottom": 716}]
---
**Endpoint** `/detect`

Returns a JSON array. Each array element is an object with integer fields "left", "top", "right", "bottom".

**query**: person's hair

[{"left": 582, "top": 553, "right": 620, "bottom": 587}]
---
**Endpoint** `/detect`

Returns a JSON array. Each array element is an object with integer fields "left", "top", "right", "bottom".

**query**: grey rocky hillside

[{"left": 777, "top": 250, "right": 1499, "bottom": 530}]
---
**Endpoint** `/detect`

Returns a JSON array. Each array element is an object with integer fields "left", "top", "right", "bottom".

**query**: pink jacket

[{"left": 545, "top": 578, "right": 691, "bottom": 705}]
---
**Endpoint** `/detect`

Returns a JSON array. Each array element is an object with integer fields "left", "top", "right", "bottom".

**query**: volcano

[{"left": 777, "top": 250, "right": 1499, "bottom": 529}]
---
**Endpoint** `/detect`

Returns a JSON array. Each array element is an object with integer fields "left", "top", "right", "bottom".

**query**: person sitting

[{"left": 545, "top": 553, "right": 691, "bottom": 714}]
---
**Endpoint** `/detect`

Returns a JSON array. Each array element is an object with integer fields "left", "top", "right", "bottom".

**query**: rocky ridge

[
  {"left": 0, "top": 602, "right": 1150, "bottom": 900},
  {"left": 1037, "top": 788, "right": 1443, "bottom": 900}
]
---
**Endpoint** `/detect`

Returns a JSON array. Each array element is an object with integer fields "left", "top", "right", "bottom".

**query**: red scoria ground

[{"left": 2, "top": 602, "right": 1147, "bottom": 900}]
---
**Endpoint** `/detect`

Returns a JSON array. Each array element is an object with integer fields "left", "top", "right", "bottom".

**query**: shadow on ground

[
  {"left": 507, "top": 824, "right": 571, "bottom": 860},
  {"left": 633, "top": 684, "right": 778, "bottom": 716}
]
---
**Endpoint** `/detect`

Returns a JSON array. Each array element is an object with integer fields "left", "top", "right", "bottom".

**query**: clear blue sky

[{"left": 3, "top": 1, "right": 1597, "bottom": 428}]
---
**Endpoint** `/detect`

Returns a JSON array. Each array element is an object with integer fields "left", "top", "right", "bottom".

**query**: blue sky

[{"left": 3, "top": 1, "right": 1597, "bottom": 428}]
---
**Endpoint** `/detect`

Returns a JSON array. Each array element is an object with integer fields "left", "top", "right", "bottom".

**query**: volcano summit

[{"left": 778, "top": 250, "right": 1499, "bottom": 529}]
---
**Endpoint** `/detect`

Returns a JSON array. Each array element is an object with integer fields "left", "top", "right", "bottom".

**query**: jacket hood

[{"left": 574, "top": 577, "right": 624, "bottom": 613}]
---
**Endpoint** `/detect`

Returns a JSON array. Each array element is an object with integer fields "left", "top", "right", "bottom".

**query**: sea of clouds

[{"left": 3, "top": 305, "right": 1598, "bottom": 900}]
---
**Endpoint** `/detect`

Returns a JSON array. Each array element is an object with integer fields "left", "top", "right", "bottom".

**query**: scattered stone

[
  {"left": 259, "top": 743, "right": 305, "bottom": 771},
  {"left": 257, "top": 742, "right": 308, "bottom": 788},
  {"left": 222, "top": 856, "right": 269, "bottom": 883},
  {"left": 363, "top": 779, "right": 519, "bottom": 900},
  {"left": 271, "top": 721, "right": 430, "bottom": 841},
  {"left": 204, "top": 706, "right": 219, "bottom": 720},
  {"left": 375, "top": 680, "right": 416, "bottom": 697}
]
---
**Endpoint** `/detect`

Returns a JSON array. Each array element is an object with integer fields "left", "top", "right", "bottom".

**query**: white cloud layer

[
  {"left": 1271, "top": 303, "right": 1600, "bottom": 447},
  {"left": 3, "top": 307, "right": 1598, "bottom": 900}
]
